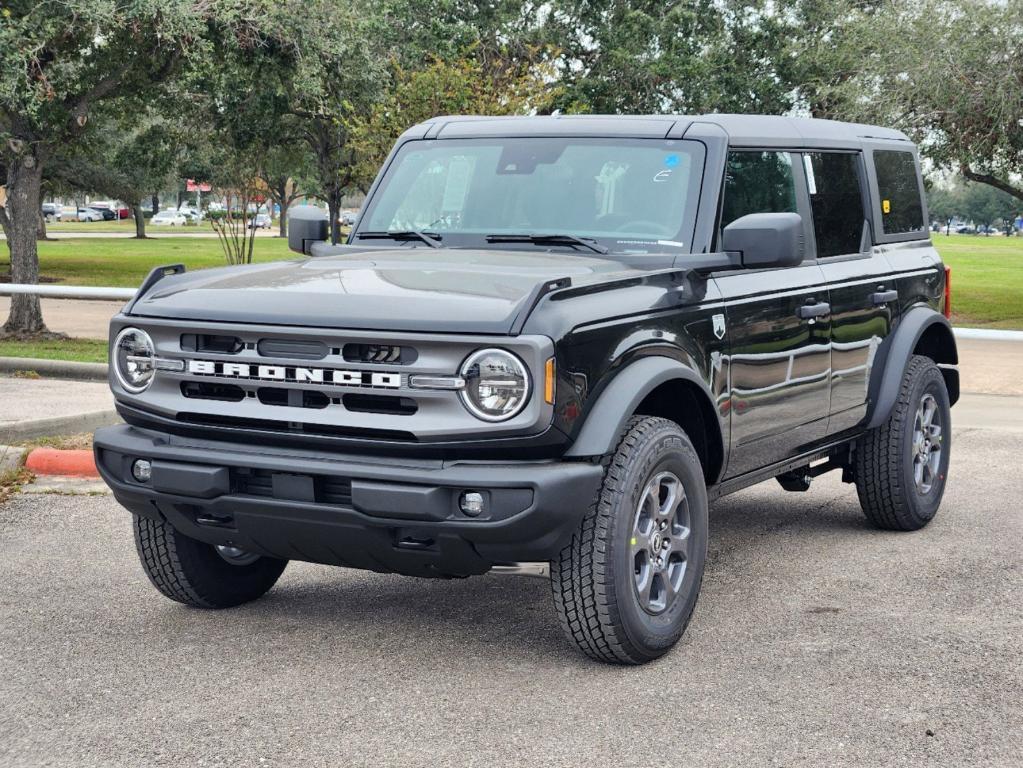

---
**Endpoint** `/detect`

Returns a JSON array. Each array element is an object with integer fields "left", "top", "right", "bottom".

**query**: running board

[
  {"left": 709, "top": 437, "right": 856, "bottom": 501},
  {"left": 490, "top": 562, "right": 550, "bottom": 578}
]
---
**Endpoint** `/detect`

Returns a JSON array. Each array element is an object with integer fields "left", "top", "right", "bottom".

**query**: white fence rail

[{"left": 0, "top": 284, "right": 136, "bottom": 301}]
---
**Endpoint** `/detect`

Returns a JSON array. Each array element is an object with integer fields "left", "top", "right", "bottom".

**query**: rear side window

[
  {"left": 720, "top": 151, "right": 797, "bottom": 229},
  {"left": 804, "top": 152, "right": 867, "bottom": 258},
  {"left": 873, "top": 150, "right": 924, "bottom": 234}
]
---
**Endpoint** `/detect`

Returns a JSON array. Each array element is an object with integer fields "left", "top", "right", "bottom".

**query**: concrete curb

[
  {"left": 1, "top": 409, "right": 120, "bottom": 442},
  {"left": 1, "top": 444, "right": 27, "bottom": 473},
  {"left": 953, "top": 327, "right": 1023, "bottom": 342},
  {"left": 25, "top": 448, "right": 99, "bottom": 478},
  {"left": 0, "top": 357, "right": 108, "bottom": 381}
]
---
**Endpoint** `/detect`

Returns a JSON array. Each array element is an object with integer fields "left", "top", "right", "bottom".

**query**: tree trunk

[
  {"left": 132, "top": 203, "right": 147, "bottom": 239},
  {"left": 151, "top": 193, "right": 160, "bottom": 213},
  {"left": 36, "top": 208, "right": 48, "bottom": 240},
  {"left": 327, "top": 193, "right": 341, "bottom": 245},
  {"left": 276, "top": 182, "right": 288, "bottom": 238},
  {"left": 2, "top": 153, "right": 47, "bottom": 336}
]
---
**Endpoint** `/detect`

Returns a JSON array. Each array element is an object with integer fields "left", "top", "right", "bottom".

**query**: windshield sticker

[
  {"left": 803, "top": 155, "right": 817, "bottom": 194},
  {"left": 653, "top": 169, "right": 672, "bottom": 183},
  {"left": 441, "top": 156, "right": 473, "bottom": 212},
  {"left": 663, "top": 154, "right": 680, "bottom": 168},
  {"left": 616, "top": 239, "right": 686, "bottom": 249}
]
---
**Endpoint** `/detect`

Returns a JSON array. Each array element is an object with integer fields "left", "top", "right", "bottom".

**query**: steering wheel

[{"left": 615, "top": 219, "right": 668, "bottom": 236}]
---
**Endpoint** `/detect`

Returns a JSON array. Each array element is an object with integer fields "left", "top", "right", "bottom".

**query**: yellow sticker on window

[{"left": 882, "top": 199, "right": 891, "bottom": 214}]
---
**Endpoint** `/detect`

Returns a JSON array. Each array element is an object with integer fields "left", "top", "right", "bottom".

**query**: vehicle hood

[{"left": 128, "top": 246, "right": 637, "bottom": 334}]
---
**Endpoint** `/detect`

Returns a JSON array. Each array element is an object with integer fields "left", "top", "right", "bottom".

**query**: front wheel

[
  {"left": 551, "top": 416, "right": 708, "bottom": 664},
  {"left": 133, "top": 515, "right": 287, "bottom": 608},
  {"left": 854, "top": 355, "right": 951, "bottom": 530}
]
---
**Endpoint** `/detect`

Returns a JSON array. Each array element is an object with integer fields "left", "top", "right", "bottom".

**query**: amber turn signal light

[{"left": 544, "top": 357, "right": 556, "bottom": 404}]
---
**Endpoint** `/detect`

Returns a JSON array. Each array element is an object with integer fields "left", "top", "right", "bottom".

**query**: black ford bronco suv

[{"left": 95, "top": 115, "right": 957, "bottom": 664}]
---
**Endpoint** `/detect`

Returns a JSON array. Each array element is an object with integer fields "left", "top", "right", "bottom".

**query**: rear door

[
  {"left": 716, "top": 150, "right": 831, "bottom": 478},
  {"left": 802, "top": 151, "right": 893, "bottom": 434}
]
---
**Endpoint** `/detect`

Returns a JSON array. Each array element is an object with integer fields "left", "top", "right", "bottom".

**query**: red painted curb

[{"left": 25, "top": 448, "right": 99, "bottom": 478}]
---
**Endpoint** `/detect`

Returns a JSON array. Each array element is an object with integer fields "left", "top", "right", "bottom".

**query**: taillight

[{"left": 943, "top": 266, "right": 952, "bottom": 319}]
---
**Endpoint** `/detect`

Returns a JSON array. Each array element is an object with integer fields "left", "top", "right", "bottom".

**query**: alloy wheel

[{"left": 630, "top": 471, "right": 691, "bottom": 615}]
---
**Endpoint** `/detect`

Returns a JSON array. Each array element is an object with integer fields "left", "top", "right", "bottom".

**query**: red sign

[{"left": 186, "top": 179, "right": 212, "bottom": 192}]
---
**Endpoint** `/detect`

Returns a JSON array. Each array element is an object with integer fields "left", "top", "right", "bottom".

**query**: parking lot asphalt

[{"left": 1, "top": 426, "right": 1021, "bottom": 768}]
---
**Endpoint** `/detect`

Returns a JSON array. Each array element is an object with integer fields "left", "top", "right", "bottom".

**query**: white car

[
  {"left": 248, "top": 213, "right": 273, "bottom": 230},
  {"left": 75, "top": 207, "right": 104, "bottom": 222},
  {"left": 151, "top": 210, "right": 188, "bottom": 226}
]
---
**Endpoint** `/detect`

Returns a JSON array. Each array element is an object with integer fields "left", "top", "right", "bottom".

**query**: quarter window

[
  {"left": 805, "top": 152, "right": 867, "bottom": 258},
  {"left": 720, "top": 151, "right": 797, "bottom": 230},
  {"left": 873, "top": 150, "right": 924, "bottom": 234}
]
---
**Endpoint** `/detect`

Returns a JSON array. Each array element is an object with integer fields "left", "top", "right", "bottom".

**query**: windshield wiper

[
  {"left": 355, "top": 230, "right": 442, "bottom": 248},
  {"left": 485, "top": 233, "right": 609, "bottom": 255}
]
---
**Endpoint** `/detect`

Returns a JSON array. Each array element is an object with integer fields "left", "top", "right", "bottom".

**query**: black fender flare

[
  {"left": 563, "top": 356, "right": 723, "bottom": 461},
  {"left": 865, "top": 307, "right": 959, "bottom": 429}
]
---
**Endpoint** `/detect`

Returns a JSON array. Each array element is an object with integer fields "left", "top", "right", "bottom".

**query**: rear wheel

[
  {"left": 551, "top": 416, "right": 708, "bottom": 664},
  {"left": 854, "top": 355, "right": 951, "bottom": 530},
  {"left": 133, "top": 515, "right": 287, "bottom": 608}
]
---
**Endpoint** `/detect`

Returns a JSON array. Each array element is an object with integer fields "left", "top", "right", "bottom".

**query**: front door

[
  {"left": 715, "top": 150, "right": 832, "bottom": 478},
  {"left": 802, "top": 151, "right": 893, "bottom": 434}
]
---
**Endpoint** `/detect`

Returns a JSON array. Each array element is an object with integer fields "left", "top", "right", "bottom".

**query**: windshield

[{"left": 356, "top": 137, "right": 705, "bottom": 255}]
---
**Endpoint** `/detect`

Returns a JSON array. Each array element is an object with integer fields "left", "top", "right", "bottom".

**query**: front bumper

[{"left": 94, "top": 425, "right": 603, "bottom": 578}]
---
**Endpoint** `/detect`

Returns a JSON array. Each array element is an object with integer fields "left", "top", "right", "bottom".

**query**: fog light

[
  {"left": 459, "top": 491, "right": 485, "bottom": 517},
  {"left": 132, "top": 459, "right": 152, "bottom": 483}
]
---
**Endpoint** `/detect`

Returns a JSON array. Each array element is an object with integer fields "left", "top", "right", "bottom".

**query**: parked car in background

[
  {"left": 248, "top": 213, "right": 273, "bottom": 230},
  {"left": 117, "top": 207, "right": 132, "bottom": 220},
  {"left": 75, "top": 207, "right": 105, "bottom": 222},
  {"left": 340, "top": 210, "right": 358, "bottom": 226},
  {"left": 89, "top": 206, "right": 117, "bottom": 221},
  {"left": 41, "top": 203, "right": 62, "bottom": 222},
  {"left": 955, "top": 226, "right": 976, "bottom": 235},
  {"left": 150, "top": 210, "right": 188, "bottom": 226},
  {"left": 179, "top": 207, "right": 202, "bottom": 223}
]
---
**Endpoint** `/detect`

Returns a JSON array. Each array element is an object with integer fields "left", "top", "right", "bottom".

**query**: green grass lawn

[
  {"left": 931, "top": 233, "right": 1023, "bottom": 329},
  {"left": 2, "top": 236, "right": 297, "bottom": 287},
  {"left": 0, "top": 337, "right": 107, "bottom": 363}
]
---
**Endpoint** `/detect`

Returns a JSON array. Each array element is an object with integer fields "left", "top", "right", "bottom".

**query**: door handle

[
  {"left": 796, "top": 301, "right": 831, "bottom": 320},
  {"left": 871, "top": 289, "right": 898, "bottom": 305}
]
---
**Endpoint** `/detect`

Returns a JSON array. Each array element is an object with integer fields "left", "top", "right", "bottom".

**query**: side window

[
  {"left": 720, "top": 151, "right": 797, "bottom": 230},
  {"left": 873, "top": 150, "right": 924, "bottom": 234},
  {"left": 804, "top": 152, "right": 867, "bottom": 258}
]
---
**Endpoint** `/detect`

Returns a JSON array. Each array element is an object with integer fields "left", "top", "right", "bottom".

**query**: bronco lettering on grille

[{"left": 186, "top": 359, "right": 401, "bottom": 388}]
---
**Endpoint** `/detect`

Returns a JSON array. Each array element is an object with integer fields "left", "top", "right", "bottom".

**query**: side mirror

[
  {"left": 721, "top": 212, "right": 804, "bottom": 269},
  {"left": 288, "top": 205, "right": 329, "bottom": 255}
]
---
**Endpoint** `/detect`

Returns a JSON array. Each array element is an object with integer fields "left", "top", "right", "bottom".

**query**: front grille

[
  {"left": 180, "top": 334, "right": 244, "bottom": 354},
  {"left": 178, "top": 412, "right": 417, "bottom": 441},
  {"left": 231, "top": 467, "right": 353, "bottom": 507},
  {"left": 181, "top": 381, "right": 246, "bottom": 402},
  {"left": 256, "top": 387, "right": 330, "bottom": 409},
  {"left": 120, "top": 320, "right": 551, "bottom": 444}
]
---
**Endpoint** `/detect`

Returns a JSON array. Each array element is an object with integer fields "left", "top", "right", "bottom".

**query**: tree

[
  {"left": 348, "top": 55, "right": 557, "bottom": 192},
  {"left": 258, "top": 139, "right": 315, "bottom": 238},
  {"left": 47, "top": 114, "right": 184, "bottom": 239},
  {"left": 960, "top": 182, "right": 1020, "bottom": 233},
  {"left": 542, "top": 1, "right": 793, "bottom": 114},
  {"left": 805, "top": 0, "right": 1023, "bottom": 204},
  {"left": 0, "top": 2, "right": 215, "bottom": 334}
]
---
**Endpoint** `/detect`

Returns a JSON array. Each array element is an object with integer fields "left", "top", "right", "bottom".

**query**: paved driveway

[{"left": 2, "top": 428, "right": 1021, "bottom": 767}]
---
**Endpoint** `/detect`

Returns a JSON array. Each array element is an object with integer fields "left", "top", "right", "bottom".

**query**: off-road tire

[
  {"left": 854, "top": 354, "right": 951, "bottom": 531},
  {"left": 133, "top": 515, "right": 287, "bottom": 608},
  {"left": 551, "top": 416, "right": 709, "bottom": 664}
]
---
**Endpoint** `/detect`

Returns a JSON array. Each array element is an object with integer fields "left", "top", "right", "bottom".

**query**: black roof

[{"left": 405, "top": 113, "right": 912, "bottom": 149}]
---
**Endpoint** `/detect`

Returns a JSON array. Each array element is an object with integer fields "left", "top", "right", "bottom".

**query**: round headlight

[
  {"left": 113, "top": 327, "right": 156, "bottom": 393},
  {"left": 459, "top": 348, "right": 530, "bottom": 421}
]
